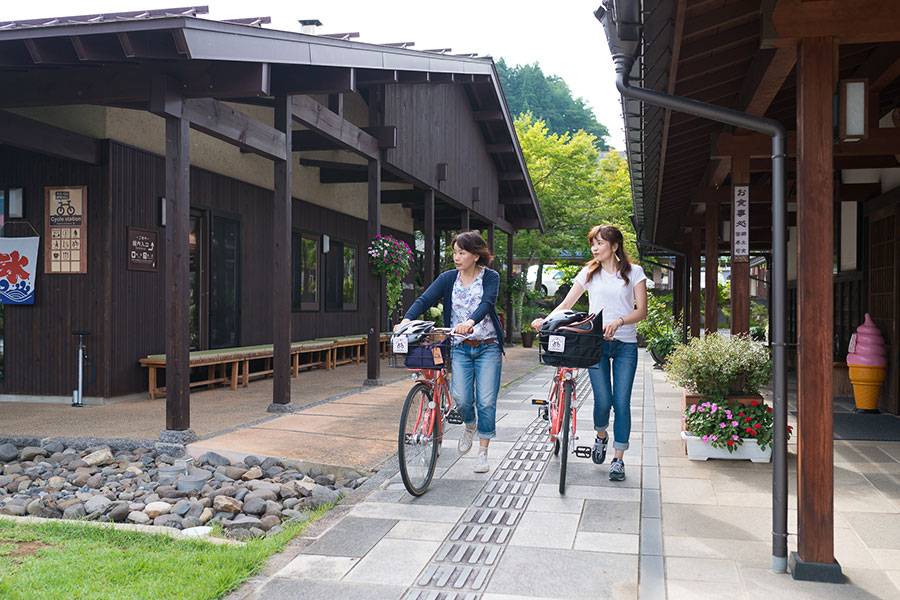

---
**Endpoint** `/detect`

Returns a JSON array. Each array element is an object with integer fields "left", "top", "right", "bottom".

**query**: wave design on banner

[{"left": 0, "top": 237, "right": 39, "bottom": 305}]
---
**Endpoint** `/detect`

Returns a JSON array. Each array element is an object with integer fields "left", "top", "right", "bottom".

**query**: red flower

[
  {"left": 727, "top": 440, "right": 735, "bottom": 447},
  {"left": 750, "top": 400, "right": 760, "bottom": 407},
  {"left": 787, "top": 425, "right": 794, "bottom": 432},
  {"left": 744, "top": 417, "right": 752, "bottom": 423},
  {"left": 753, "top": 423, "right": 762, "bottom": 429},
  {"left": 745, "top": 427, "right": 754, "bottom": 434},
  {"left": 738, "top": 412, "right": 745, "bottom": 417},
  {"left": 766, "top": 407, "right": 773, "bottom": 413}
]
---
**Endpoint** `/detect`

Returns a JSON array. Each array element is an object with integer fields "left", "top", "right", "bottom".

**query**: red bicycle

[
  {"left": 533, "top": 366, "right": 592, "bottom": 494},
  {"left": 393, "top": 328, "right": 464, "bottom": 496}
]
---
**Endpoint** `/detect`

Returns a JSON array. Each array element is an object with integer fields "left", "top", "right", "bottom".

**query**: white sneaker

[
  {"left": 458, "top": 425, "right": 476, "bottom": 455},
  {"left": 473, "top": 450, "right": 489, "bottom": 473}
]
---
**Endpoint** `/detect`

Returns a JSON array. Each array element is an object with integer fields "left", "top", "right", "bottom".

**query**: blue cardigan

[{"left": 404, "top": 268, "right": 505, "bottom": 352}]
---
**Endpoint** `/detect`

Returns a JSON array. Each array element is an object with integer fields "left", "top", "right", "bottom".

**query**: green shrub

[{"left": 664, "top": 333, "right": 771, "bottom": 400}]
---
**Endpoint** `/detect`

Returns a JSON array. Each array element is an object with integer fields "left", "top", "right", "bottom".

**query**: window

[
  {"left": 342, "top": 243, "right": 358, "bottom": 310},
  {"left": 325, "top": 240, "right": 358, "bottom": 311},
  {"left": 292, "top": 232, "right": 319, "bottom": 311}
]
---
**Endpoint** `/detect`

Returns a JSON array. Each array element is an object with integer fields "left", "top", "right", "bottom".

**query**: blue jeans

[
  {"left": 587, "top": 340, "right": 638, "bottom": 451},
  {"left": 451, "top": 343, "right": 502, "bottom": 439}
]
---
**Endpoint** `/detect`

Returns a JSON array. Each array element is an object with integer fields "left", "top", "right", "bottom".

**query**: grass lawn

[{"left": 0, "top": 508, "right": 329, "bottom": 600}]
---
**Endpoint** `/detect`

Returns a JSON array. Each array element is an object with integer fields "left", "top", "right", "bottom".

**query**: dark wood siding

[
  {"left": 0, "top": 145, "right": 110, "bottom": 398},
  {"left": 385, "top": 84, "right": 500, "bottom": 220},
  {"left": 107, "top": 141, "right": 410, "bottom": 396}
]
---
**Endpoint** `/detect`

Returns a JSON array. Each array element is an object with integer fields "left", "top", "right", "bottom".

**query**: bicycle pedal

[
  {"left": 445, "top": 409, "right": 464, "bottom": 425},
  {"left": 539, "top": 407, "right": 549, "bottom": 421},
  {"left": 574, "top": 446, "right": 592, "bottom": 458},
  {"left": 531, "top": 398, "right": 548, "bottom": 405}
]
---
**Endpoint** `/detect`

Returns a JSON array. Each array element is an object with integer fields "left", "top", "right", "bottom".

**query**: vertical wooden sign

[{"left": 44, "top": 186, "right": 88, "bottom": 274}]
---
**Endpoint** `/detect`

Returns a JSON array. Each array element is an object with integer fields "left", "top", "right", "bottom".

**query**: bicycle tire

[
  {"left": 549, "top": 380, "right": 562, "bottom": 456},
  {"left": 398, "top": 382, "right": 438, "bottom": 496},
  {"left": 559, "top": 381, "right": 572, "bottom": 495}
]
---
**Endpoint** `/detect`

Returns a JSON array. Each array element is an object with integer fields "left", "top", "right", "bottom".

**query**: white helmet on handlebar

[{"left": 394, "top": 320, "right": 435, "bottom": 344}]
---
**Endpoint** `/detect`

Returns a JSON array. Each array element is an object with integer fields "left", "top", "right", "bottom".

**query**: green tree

[{"left": 497, "top": 59, "right": 610, "bottom": 150}]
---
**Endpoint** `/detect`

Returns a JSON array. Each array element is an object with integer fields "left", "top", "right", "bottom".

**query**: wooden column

[
  {"left": 271, "top": 95, "right": 293, "bottom": 409},
  {"left": 424, "top": 189, "right": 435, "bottom": 284},
  {"left": 705, "top": 199, "right": 719, "bottom": 333},
  {"left": 690, "top": 228, "right": 702, "bottom": 338},
  {"left": 793, "top": 35, "right": 840, "bottom": 579},
  {"left": 506, "top": 232, "right": 514, "bottom": 342},
  {"left": 164, "top": 108, "right": 191, "bottom": 430},
  {"left": 366, "top": 156, "right": 383, "bottom": 384},
  {"left": 673, "top": 256, "right": 685, "bottom": 321},
  {"left": 731, "top": 156, "right": 751, "bottom": 335},
  {"left": 461, "top": 209, "right": 470, "bottom": 231}
]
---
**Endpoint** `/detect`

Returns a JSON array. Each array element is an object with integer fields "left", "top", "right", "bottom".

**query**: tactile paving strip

[{"left": 403, "top": 375, "right": 591, "bottom": 600}]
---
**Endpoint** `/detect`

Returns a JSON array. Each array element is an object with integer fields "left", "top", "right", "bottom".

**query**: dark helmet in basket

[{"left": 540, "top": 310, "right": 589, "bottom": 334}]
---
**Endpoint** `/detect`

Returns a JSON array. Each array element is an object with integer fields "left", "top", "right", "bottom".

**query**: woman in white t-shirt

[{"left": 532, "top": 225, "right": 647, "bottom": 481}]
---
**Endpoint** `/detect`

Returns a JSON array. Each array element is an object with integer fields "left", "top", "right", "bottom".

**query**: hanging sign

[
  {"left": 44, "top": 186, "right": 87, "bottom": 274},
  {"left": 0, "top": 237, "right": 39, "bottom": 305},
  {"left": 732, "top": 185, "right": 750, "bottom": 261},
  {"left": 127, "top": 227, "right": 158, "bottom": 272}
]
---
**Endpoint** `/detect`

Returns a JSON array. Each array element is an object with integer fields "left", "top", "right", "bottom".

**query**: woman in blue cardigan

[{"left": 397, "top": 231, "right": 504, "bottom": 473}]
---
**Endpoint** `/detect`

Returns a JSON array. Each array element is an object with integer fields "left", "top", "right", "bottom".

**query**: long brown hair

[
  {"left": 452, "top": 230, "right": 493, "bottom": 266},
  {"left": 584, "top": 225, "right": 632, "bottom": 284}
]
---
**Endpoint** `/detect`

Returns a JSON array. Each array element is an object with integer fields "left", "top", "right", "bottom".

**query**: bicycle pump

[{"left": 72, "top": 330, "right": 89, "bottom": 407}]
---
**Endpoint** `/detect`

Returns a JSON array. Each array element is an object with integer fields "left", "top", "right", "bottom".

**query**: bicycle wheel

[
  {"left": 559, "top": 381, "right": 573, "bottom": 495},
  {"left": 398, "top": 382, "right": 438, "bottom": 496},
  {"left": 548, "top": 380, "right": 562, "bottom": 456}
]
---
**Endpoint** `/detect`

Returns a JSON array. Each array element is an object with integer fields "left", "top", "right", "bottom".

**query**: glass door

[
  {"left": 188, "top": 211, "right": 206, "bottom": 350},
  {"left": 209, "top": 216, "right": 241, "bottom": 349}
]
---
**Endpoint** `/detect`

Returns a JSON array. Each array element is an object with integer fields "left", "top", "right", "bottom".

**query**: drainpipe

[{"left": 596, "top": 1, "right": 789, "bottom": 573}]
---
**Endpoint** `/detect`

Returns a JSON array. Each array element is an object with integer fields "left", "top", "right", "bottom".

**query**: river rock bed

[{"left": 0, "top": 442, "right": 363, "bottom": 540}]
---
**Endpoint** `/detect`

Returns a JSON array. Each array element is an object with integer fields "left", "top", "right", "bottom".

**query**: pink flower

[
  {"left": 689, "top": 405, "right": 697, "bottom": 414},
  {"left": 731, "top": 434, "right": 740, "bottom": 441},
  {"left": 731, "top": 421, "right": 738, "bottom": 427},
  {"left": 701, "top": 435, "right": 709, "bottom": 442}
]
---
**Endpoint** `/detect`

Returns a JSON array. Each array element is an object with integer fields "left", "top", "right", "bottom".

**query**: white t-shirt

[{"left": 573, "top": 263, "right": 647, "bottom": 343}]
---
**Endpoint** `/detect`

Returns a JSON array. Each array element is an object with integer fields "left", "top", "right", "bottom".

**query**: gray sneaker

[
  {"left": 458, "top": 425, "right": 476, "bottom": 455},
  {"left": 609, "top": 458, "right": 625, "bottom": 482},
  {"left": 473, "top": 449, "right": 489, "bottom": 473}
]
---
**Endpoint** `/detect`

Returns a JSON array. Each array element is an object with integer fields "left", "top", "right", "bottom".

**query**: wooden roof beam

[
  {"left": 273, "top": 66, "right": 355, "bottom": 95},
  {"left": 851, "top": 43, "right": 900, "bottom": 92},
  {"left": 715, "top": 127, "right": 900, "bottom": 159},
  {"left": 381, "top": 189, "right": 423, "bottom": 204},
  {"left": 182, "top": 97, "right": 286, "bottom": 161},
  {"left": 770, "top": 0, "right": 900, "bottom": 45},
  {"left": 70, "top": 34, "right": 125, "bottom": 61},
  {"left": 683, "top": 0, "right": 759, "bottom": 41},
  {"left": 290, "top": 94, "right": 380, "bottom": 160},
  {"left": 0, "top": 109, "right": 100, "bottom": 164}
]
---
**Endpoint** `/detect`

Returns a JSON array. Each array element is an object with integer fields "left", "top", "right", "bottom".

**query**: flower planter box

[
  {"left": 680, "top": 391, "right": 763, "bottom": 431},
  {"left": 680, "top": 431, "right": 772, "bottom": 463}
]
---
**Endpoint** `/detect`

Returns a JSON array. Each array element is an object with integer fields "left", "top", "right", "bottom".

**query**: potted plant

[
  {"left": 636, "top": 292, "right": 680, "bottom": 366},
  {"left": 680, "top": 398, "right": 792, "bottom": 462},
  {"left": 368, "top": 234, "right": 414, "bottom": 322}
]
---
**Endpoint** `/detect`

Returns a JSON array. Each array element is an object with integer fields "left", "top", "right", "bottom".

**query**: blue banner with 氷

[{"left": 0, "top": 236, "right": 39, "bottom": 305}]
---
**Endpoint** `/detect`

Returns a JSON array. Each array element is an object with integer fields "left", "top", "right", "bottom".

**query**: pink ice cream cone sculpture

[{"left": 846, "top": 314, "right": 888, "bottom": 412}]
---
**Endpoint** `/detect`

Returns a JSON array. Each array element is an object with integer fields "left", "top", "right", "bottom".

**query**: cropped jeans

[
  {"left": 451, "top": 343, "right": 502, "bottom": 440},
  {"left": 587, "top": 340, "right": 638, "bottom": 451}
]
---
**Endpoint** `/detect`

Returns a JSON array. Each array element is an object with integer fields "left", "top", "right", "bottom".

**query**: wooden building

[
  {"left": 600, "top": 0, "right": 900, "bottom": 583},
  {"left": 0, "top": 9, "right": 541, "bottom": 434}
]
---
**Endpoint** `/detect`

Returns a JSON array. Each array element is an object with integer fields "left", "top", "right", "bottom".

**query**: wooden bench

[
  {"left": 318, "top": 335, "right": 368, "bottom": 367},
  {"left": 139, "top": 340, "right": 337, "bottom": 400}
]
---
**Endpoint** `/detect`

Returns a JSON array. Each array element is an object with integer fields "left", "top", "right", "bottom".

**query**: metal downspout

[{"left": 597, "top": 1, "right": 789, "bottom": 573}]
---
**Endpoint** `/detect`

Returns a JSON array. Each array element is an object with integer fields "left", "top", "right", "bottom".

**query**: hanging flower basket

[{"left": 367, "top": 234, "right": 414, "bottom": 320}]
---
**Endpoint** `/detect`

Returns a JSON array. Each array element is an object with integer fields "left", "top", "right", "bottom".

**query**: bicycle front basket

[
  {"left": 539, "top": 330, "right": 604, "bottom": 369},
  {"left": 402, "top": 334, "right": 450, "bottom": 369}
]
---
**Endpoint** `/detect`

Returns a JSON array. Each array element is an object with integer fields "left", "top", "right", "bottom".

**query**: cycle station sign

[{"left": 44, "top": 186, "right": 87, "bottom": 274}]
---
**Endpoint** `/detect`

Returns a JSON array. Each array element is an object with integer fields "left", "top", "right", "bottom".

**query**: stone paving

[{"left": 227, "top": 349, "right": 900, "bottom": 600}]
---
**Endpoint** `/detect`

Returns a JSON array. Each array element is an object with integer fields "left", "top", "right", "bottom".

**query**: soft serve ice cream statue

[{"left": 846, "top": 314, "right": 888, "bottom": 412}]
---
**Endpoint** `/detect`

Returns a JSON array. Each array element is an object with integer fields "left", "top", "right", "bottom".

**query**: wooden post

[
  {"left": 270, "top": 94, "right": 293, "bottom": 410},
  {"left": 506, "top": 231, "right": 514, "bottom": 343},
  {"left": 792, "top": 35, "right": 841, "bottom": 581},
  {"left": 673, "top": 256, "right": 685, "bottom": 321},
  {"left": 461, "top": 209, "right": 470, "bottom": 231},
  {"left": 366, "top": 156, "right": 383, "bottom": 384},
  {"left": 731, "top": 155, "right": 751, "bottom": 335},
  {"left": 424, "top": 188, "right": 435, "bottom": 284},
  {"left": 164, "top": 109, "right": 191, "bottom": 431},
  {"left": 690, "top": 228, "right": 702, "bottom": 338},
  {"left": 488, "top": 224, "right": 495, "bottom": 256},
  {"left": 705, "top": 199, "right": 719, "bottom": 333}
]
